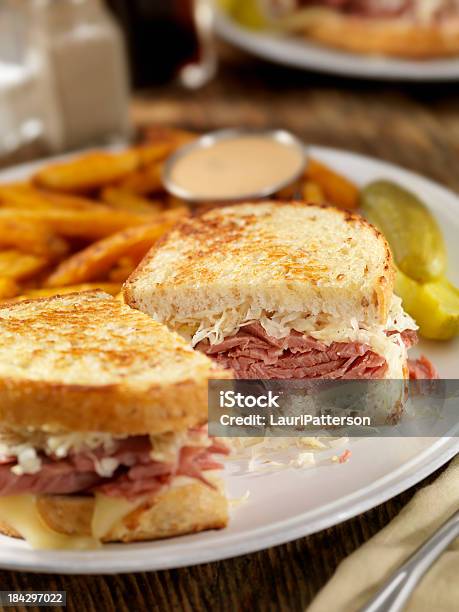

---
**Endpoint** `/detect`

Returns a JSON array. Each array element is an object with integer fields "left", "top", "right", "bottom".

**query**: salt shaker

[
  {"left": 0, "top": 2, "right": 45, "bottom": 160},
  {"left": 27, "top": 0, "right": 131, "bottom": 152}
]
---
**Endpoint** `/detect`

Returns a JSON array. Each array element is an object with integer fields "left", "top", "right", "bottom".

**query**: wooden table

[{"left": 0, "top": 44, "right": 457, "bottom": 611}]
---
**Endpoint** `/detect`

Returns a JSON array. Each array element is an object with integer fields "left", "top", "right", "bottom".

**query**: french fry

[
  {"left": 303, "top": 180, "right": 325, "bottom": 203},
  {"left": 0, "top": 251, "right": 48, "bottom": 280},
  {"left": 143, "top": 126, "right": 196, "bottom": 148},
  {"left": 0, "top": 207, "right": 158, "bottom": 240},
  {"left": 35, "top": 190, "right": 102, "bottom": 210},
  {"left": 136, "top": 142, "right": 177, "bottom": 166},
  {"left": 116, "top": 161, "right": 163, "bottom": 195},
  {"left": 166, "top": 194, "right": 189, "bottom": 210},
  {"left": 0, "top": 219, "right": 68, "bottom": 259},
  {"left": 33, "top": 150, "right": 140, "bottom": 193},
  {"left": 0, "top": 278, "right": 19, "bottom": 299},
  {"left": 135, "top": 128, "right": 195, "bottom": 166},
  {"left": 46, "top": 209, "right": 187, "bottom": 287},
  {"left": 306, "top": 158, "right": 359, "bottom": 210},
  {"left": 108, "top": 256, "right": 138, "bottom": 282},
  {"left": 0, "top": 181, "right": 29, "bottom": 190},
  {"left": 0, "top": 184, "right": 56, "bottom": 209},
  {"left": 0, "top": 183, "right": 102, "bottom": 211},
  {"left": 100, "top": 187, "right": 163, "bottom": 213}
]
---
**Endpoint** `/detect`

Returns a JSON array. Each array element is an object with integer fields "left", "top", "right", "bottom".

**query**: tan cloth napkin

[{"left": 308, "top": 454, "right": 459, "bottom": 612}]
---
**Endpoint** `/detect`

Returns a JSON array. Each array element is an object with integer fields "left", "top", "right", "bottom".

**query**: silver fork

[{"left": 360, "top": 509, "right": 459, "bottom": 612}]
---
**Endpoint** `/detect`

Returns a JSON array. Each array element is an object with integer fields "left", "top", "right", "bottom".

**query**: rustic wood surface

[
  {"left": 133, "top": 44, "right": 459, "bottom": 194},
  {"left": 0, "top": 43, "right": 458, "bottom": 612}
]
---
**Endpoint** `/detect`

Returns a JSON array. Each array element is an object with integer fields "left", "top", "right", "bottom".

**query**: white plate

[
  {"left": 215, "top": 10, "right": 459, "bottom": 81},
  {"left": 0, "top": 147, "right": 457, "bottom": 574}
]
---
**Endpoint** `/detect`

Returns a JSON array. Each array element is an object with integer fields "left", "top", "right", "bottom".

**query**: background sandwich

[
  {"left": 258, "top": 0, "right": 459, "bottom": 59},
  {"left": 124, "top": 201, "right": 420, "bottom": 386},
  {"left": 0, "top": 291, "right": 229, "bottom": 549}
]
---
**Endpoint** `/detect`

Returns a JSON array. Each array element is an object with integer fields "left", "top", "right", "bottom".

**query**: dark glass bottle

[{"left": 106, "top": 0, "right": 214, "bottom": 88}]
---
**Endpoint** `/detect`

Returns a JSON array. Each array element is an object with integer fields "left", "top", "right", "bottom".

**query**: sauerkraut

[
  {"left": 226, "top": 435, "right": 350, "bottom": 471},
  {"left": 0, "top": 428, "right": 214, "bottom": 477},
  {"left": 170, "top": 295, "right": 416, "bottom": 379}
]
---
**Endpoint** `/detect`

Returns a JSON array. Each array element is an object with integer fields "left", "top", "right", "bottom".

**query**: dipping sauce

[{"left": 163, "top": 130, "right": 305, "bottom": 202}]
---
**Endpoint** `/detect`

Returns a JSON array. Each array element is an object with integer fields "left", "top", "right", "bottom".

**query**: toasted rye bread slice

[
  {"left": 0, "top": 482, "right": 228, "bottom": 543},
  {"left": 124, "top": 202, "right": 394, "bottom": 328},
  {"left": 0, "top": 291, "right": 227, "bottom": 433}
]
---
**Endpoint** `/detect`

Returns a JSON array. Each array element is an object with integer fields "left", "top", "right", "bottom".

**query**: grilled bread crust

[
  {"left": 0, "top": 291, "right": 228, "bottom": 434},
  {"left": 280, "top": 9, "right": 459, "bottom": 58},
  {"left": 0, "top": 482, "right": 228, "bottom": 543},
  {"left": 124, "top": 201, "right": 394, "bottom": 329}
]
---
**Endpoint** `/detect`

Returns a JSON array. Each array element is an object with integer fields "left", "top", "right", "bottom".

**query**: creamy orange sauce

[{"left": 169, "top": 135, "right": 304, "bottom": 199}]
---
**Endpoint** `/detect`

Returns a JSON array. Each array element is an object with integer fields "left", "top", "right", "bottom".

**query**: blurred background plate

[{"left": 215, "top": 9, "right": 459, "bottom": 82}]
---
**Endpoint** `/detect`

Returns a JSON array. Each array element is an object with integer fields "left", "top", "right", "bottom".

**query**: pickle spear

[
  {"left": 361, "top": 180, "right": 446, "bottom": 283},
  {"left": 395, "top": 269, "right": 459, "bottom": 340}
]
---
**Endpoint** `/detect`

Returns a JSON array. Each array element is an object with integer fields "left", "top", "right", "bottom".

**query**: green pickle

[
  {"left": 395, "top": 269, "right": 459, "bottom": 340},
  {"left": 360, "top": 180, "right": 446, "bottom": 283}
]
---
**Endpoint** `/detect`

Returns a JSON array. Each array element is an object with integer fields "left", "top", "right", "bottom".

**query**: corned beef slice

[
  {"left": 198, "top": 322, "right": 387, "bottom": 379},
  {"left": 0, "top": 435, "right": 228, "bottom": 499},
  {"left": 408, "top": 355, "right": 439, "bottom": 380},
  {"left": 197, "top": 322, "right": 437, "bottom": 380}
]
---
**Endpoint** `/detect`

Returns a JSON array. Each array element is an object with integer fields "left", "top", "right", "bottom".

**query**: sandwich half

[
  {"left": 263, "top": 1, "right": 459, "bottom": 59},
  {"left": 124, "top": 201, "right": 420, "bottom": 386},
  {"left": 0, "top": 291, "right": 229, "bottom": 549}
]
